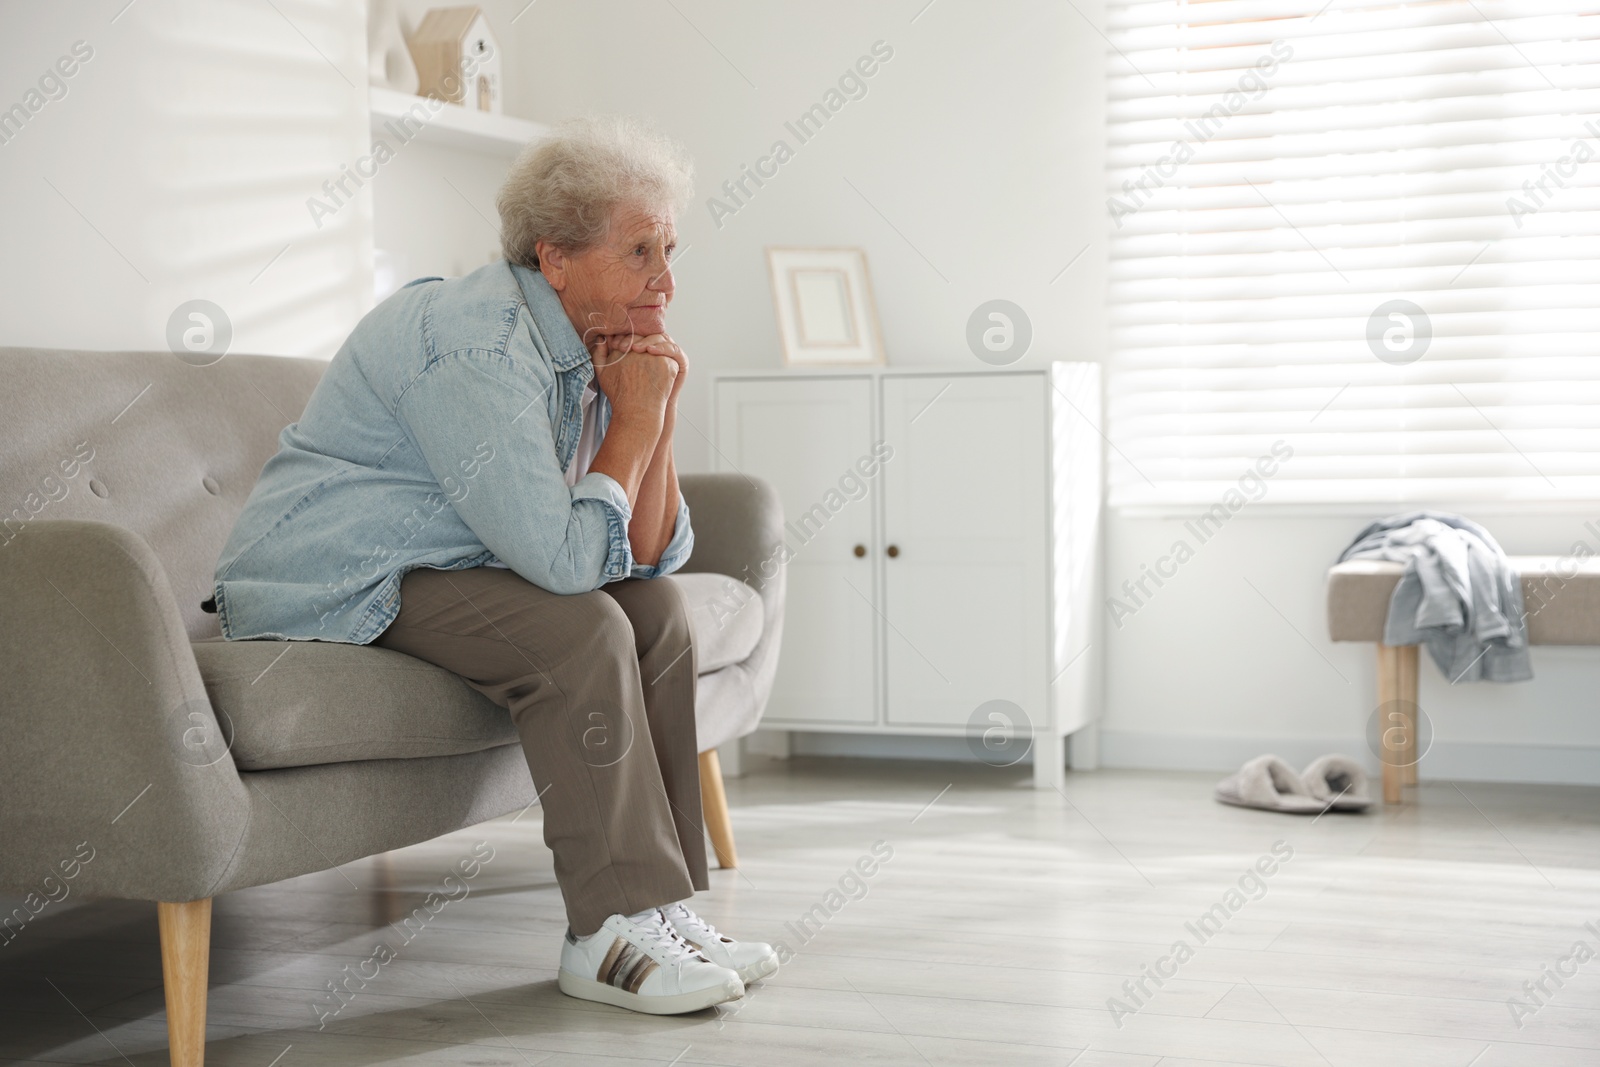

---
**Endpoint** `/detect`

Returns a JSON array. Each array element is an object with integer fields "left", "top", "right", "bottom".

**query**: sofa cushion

[
  {"left": 192, "top": 640, "right": 519, "bottom": 771},
  {"left": 670, "top": 572, "right": 765, "bottom": 672},
  {"left": 194, "top": 573, "right": 765, "bottom": 771}
]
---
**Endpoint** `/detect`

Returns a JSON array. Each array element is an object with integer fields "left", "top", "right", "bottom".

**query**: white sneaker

[
  {"left": 559, "top": 908, "right": 744, "bottom": 1015},
  {"left": 663, "top": 902, "right": 780, "bottom": 984}
]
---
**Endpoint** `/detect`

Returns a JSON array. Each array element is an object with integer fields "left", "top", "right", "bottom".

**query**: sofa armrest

[
  {"left": 678, "top": 473, "right": 784, "bottom": 584},
  {"left": 0, "top": 520, "right": 248, "bottom": 903},
  {"left": 677, "top": 473, "right": 788, "bottom": 748}
]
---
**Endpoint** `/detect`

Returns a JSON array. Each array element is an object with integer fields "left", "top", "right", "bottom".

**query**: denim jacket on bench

[{"left": 212, "top": 260, "right": 693, "bottom": 644}]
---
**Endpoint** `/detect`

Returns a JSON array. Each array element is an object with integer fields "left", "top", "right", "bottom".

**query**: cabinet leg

[
  {"left": 1033, "top": 730, "right": 1067, "bottom": 791},
  {"left": 1068, "top": 722, "right": 1100, "bottom": 772},
  {"left": 717, "top": 739, "right": 744, "bottom": 779},
  {"left": 744, "top": 729, "right": 791, "bottom": 760},
  {"left": 157, "top": 898, "right": 211, "bottom": 1067}
]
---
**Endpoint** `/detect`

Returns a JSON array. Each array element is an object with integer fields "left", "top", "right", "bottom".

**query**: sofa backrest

[{"left": 0, "top": 348, "right": 325, "bottom": 640}]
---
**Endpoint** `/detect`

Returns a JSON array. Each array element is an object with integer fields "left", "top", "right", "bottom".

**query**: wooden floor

[{"left": 3, "top": 760, "right": 1599, "bottom": 1066}]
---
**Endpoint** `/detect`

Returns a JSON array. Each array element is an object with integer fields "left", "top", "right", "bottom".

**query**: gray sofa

[{"left": 0, "top": 347, "right": 785, "bottom": 1066}]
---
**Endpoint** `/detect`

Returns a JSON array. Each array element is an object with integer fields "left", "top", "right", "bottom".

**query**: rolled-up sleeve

[
  {"left": 570, "top": 469, "right": 637, "bottom": 581},
  {"left": 628, "top": 492, "right": 694, "bottom": 580},
  {"left": 395, "top": 349, "right": 632, "bottom": 594}
]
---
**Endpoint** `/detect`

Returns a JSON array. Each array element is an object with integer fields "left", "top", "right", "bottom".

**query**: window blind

[{"left": 1104, "top": 0, "right": 1600, "bottom": 507}]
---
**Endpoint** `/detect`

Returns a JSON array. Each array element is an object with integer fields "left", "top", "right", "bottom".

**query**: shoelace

[
  {"left": 631, "top": 908, "right": 704, "bottom": 962},
  {"left": 666, "top": 902, "right": 724, "bottom": 942}
]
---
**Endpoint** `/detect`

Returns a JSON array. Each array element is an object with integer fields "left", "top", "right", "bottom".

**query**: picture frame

[{"left": 765, "top": 247, "right": 885, "bottom": 366}]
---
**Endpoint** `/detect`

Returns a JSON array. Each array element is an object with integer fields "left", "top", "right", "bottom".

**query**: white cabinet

[
  {"left": 879, "top": 375, "right": 1048, "bottom": 730},
  {"left": 712, "top": 365, "right": 1102, "bottom": 788},
  {"left": 713, "top": 377, "right": 878, "bottom": 726}
]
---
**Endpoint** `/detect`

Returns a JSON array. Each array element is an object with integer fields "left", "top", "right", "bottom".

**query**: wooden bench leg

[
  {"left": 1377, "top": 645, "right": 1402, "bottom": 804},
  {"left": 699, "top": 749, "right": 738, "bottom": 869},
  {"left": 1398, "top": 644, "right": 1419, "bottom": 786},
  {"left": 1377, "top": 644, "right": 1422, "bottom": 804},
  {"left": 157, "top": 898, "right": 211, "bottom": 1067}
]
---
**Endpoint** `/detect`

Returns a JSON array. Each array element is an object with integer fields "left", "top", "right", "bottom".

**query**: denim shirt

[{"left": 212, "top": 260, "right": 693, "bottom": 644}]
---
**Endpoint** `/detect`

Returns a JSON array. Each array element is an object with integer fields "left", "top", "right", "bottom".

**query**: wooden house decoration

[{"left": 408, "top": 6, "right": 501, "bottom": 114}]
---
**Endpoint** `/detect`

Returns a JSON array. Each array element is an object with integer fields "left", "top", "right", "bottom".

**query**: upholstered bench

[{"left": 1326, "top": 555, "right": 1600, "bottom": 803}]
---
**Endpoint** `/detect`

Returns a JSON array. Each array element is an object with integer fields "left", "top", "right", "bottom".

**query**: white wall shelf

[{"left": 369, "top": 86, "right": 545, "bottom": 156}]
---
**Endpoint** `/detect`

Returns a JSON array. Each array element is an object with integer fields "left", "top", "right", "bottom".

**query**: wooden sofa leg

[
  {"left": 157, "top": 898, "right": 211, "bottom": 1067},
  {"left": 699, "top": 749, "right": 739, "bottom": 869}
]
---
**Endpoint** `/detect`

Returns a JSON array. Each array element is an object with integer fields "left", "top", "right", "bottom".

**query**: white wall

[
  {"left": 498, "top": 0, "right": 1107, "bottom": 473},
  {"left": 370, "top": 140, "right": 509, "bottom": 291},
  {"left": 366, "top": 0, "right": 532, "bottom": 295},
  {"left": 1103, "top": 510, "right": 1600, "bottom": 785},
  {"left": 0, "top": 0, "right": 373, "bottom": 358}
]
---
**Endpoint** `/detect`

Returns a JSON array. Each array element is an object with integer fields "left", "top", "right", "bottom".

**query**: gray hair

[{"left": 497, "top": 115, "right": 694, "bottom": 270}]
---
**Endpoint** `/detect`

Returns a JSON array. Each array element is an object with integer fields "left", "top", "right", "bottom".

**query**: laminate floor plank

[{"left": 2, "top": 762, "right": 1595, "bottom": 1066}]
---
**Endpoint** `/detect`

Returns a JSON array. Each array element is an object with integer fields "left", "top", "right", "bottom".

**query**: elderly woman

[{"left": 211, "top": 117, "right": 774, "bottom": 1015}]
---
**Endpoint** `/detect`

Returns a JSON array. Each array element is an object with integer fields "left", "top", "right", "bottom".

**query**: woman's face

[{"left": 539, "top": 202, "right": 676, "bottom": 346}]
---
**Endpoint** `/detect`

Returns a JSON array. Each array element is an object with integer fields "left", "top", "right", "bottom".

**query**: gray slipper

[
  {"left": 1301, "top": 754, "right": 1373, "bottom": 812},
  {"left": 1214, "top": 755, "right": 1324, "bottom": 813}
]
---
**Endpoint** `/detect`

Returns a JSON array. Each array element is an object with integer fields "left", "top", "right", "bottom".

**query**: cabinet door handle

[
  {"left": 853, "top": 544, "right": 866, "bottom": 558},
  {"left": 886, "top": 544, "right": 900, "bottom": 558}
]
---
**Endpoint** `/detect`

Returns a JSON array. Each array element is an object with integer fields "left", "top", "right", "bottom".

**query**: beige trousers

[{"left": 372, "top": 566, "right": 708, "bottom": 935}]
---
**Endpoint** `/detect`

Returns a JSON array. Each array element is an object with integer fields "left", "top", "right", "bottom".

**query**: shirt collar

[{"left": 509, "top": 262, "right": 591, "bottom": 373}]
